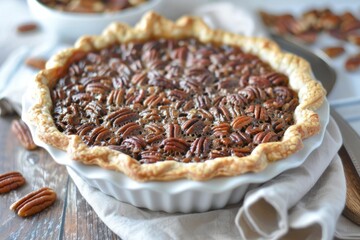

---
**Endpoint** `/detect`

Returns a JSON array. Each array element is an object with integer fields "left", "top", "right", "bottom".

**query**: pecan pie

[{"left": 28, "top": 12, "right": 326, "bottom": 181}]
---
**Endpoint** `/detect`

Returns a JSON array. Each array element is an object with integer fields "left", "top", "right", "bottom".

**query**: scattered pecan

[
  {"left": 10, "top": 187, "right": 57, "bottom": 217},
  {"left": 162, "top": 138, "right": 190, "bottom": 154},
  {"left": 209, "top": 149, "right": 229, "bottom": 159},
  {"left": 51, "top": 38, "right": 300, "bottom": 163},
  {"left": 88, "top": 126, "right": 112, "bottom": 145},
  {"left": 167, "top": 123, "right": 181, "bottom": 138},
  {"left": 0, "top": 172, "right": 26, "bottom": 194},
  {"left": 246, "top": 104, "right": 268, "bottom": 121},
  {"left": 17, "top": 22, "right": 38, "bottom": 33},
  {"left": 230, "top": 132, "right": 251, "bottom": 145},
  {"left": 348, "top": 34, "right": 360, "bottom": 46},
  {"left": 253, "top": 131, "right": 278, "bottom": 144},
  {"left": 212, "top": 123, "right": 231, "bottom": 137},
  {"left": 294, "top": 31, "right": 317, "bottom": 44},
  {"left": 140, "top": 150, "right": 162, "bottom": 164},
  {"left": 181, "top": 118, "right": 205, "bottom": 135},
  {"left": 38, "top": 0, "right": 146, "bottom": 13},
  {"left": 115, "top": 122, "right": 142, "bottom": 138},
  {"left": 105, "top": 108, "right": 139, "bottom": 126},
  {"left": 120, "top": 136, "right": 146, "bottom": 153},
  {"left": 11, "top": 119, "right": 38, "bottom": 150},
  {"left": 189, "top": 137, "right": 211, "bottom": 157},
  {"left": 231, "top": 116, "right": 253, "bottom": 130},
  {"left": 345, "top": 54, "right": 360, "bottom": 71},
  {"left": 259, "top": 9, "right": 360, "bottom": 51},
  {"left": 25, "top": 57, "right": 46, "bottom": 70},
  {"left": 322, "top": 46, "right": 345, "bottom": 58}
]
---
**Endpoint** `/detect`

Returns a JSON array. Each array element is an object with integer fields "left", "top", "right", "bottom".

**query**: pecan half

[
  {"left": 322, "top": 46, "right": 345, "bottom": 58},
  {"left": 345, "top": 54, "right": 360, "bottom": 71},
  {"left": 25, "top": 57, "right": 47, "bottom": 70},
  {"left": 11, "top": 119, "right": 38, "bottom": 150},
  {"left": 0, "top": 172, "right": 26, "bottom": 194},
  {"left": 17, "top": 22, "right": 38, "bottom": 33},
  {"left": 10, "top": 187, "right": 57, "bottom": 217},
  {"left": 181, "top": 118, "right": 205, "bottom": 135},
  {"left": 162, "top": 138, "right": 190, "bottom": 154},
  {"left": 231, "top": 116, "right": 253, "bottom": 130},
  {"left": 348, "top": 34, "right": 360, "bottom": 46}
]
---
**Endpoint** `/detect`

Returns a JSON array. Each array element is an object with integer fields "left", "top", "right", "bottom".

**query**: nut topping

[
  {"left": 259, "top": 8, "right": 360, "bottom": 72},
  {"left": 0, "top": 172, "right": 26, "bottom": 194},
  {"left": 10, "top": 187, "right": 57, "bottom": 217},
  {"left": 38, "top": 0, "right": 147, "bottom": 13},
  {"left": 25, "top": 57, "right": 46, "bottom": 70},
  {"left": 51, "top": 38, "right": 299, "bottom": 163},
  {"left": 322, "top": 46, "right": 345, "bottom": 58},
  {"left": 11, "top": 119, "right": 38, "bottom": 150},
  {"left": 17, "top": 22, "right": 38, "bottom": 33},
  {"left": 345, "top": 53, "right": 360, "bottom": 71}
]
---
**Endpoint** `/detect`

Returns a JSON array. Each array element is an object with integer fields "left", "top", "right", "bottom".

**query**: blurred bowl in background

[{"left": 27, "top": 0, "right": 164, "bottom": 42}]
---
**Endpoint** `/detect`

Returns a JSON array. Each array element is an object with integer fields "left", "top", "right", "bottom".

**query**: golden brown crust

[{"left": 27, "top": 12, "right": 326, "bottom": 181}]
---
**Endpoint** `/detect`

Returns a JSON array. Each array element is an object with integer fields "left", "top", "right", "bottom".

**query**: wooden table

[
  {"left": 1, "top": 114, "right": 358, "bottom": 239},
  {"left": 0, "top": 116, "right": 120, "bottom": 239}
]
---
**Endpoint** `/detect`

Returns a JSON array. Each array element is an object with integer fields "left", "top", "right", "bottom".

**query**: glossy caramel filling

[{"left": 51, "top": 38, "right": 299, "bottom": 163}]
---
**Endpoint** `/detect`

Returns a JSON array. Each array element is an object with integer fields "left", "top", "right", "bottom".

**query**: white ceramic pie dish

[
  {"left": 27, "top": 0, "right": 164, "bottom": 42},
  {"left": 22, "top": 85, "right": 329, "bottom": 213}
]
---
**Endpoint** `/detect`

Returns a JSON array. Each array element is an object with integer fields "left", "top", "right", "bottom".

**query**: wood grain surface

[
  {"left": 0, "top": 116, "right": 120, "bottom": 240},
  {"left": 1, "top": 115, "right": 358, "bottom": 239},
  {"left": 340, "top": 146, "right": 360, "bottom": 226}
]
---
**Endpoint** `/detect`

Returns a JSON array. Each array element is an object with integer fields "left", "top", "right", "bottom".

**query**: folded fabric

[
  {"left": 236, "top": 119, "right": 344, "bottom": 239},
  {"left": 336, "top": 216, "right": 360, "bottom": 239},
  {"left": 67, "top": 118, "right": 344, "bottom": 240}
]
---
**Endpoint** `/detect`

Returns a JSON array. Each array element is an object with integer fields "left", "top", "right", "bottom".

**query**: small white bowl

[{"left": 27, "top": 0, "right": 164, "bottom": 42}]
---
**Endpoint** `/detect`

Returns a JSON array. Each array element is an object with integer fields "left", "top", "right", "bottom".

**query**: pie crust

[{"left": 27, "top": 12, "right": 326, "bottom": 181}]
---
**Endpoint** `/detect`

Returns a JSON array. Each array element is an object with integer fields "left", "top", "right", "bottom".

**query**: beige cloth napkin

[
  {"left": 236, "top": 119, "right": 344, "bottom": 239},
  {"left": 66, "top": 118, "right": 344, "bottom": 240}
]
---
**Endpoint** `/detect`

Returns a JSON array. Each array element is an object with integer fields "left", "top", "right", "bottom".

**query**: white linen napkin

[
  {"left": 236, "top": 118, "right": 344, "bottom": 239},
  {"left": 66, "top": 118, "right": 344, "bottom": 240}
]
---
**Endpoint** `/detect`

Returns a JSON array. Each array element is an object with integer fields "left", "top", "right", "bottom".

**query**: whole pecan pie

[{"left": 28, "top": 12, "right": 326, "bottom": 181}]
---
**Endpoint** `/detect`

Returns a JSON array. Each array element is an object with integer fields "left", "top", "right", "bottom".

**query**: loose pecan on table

[
  {"left": 345, "top": 53, "right": 360, "bottom": 71},
  {"left": 11, "top": 119, "right": 38, "bottom": 150},
  {"left": 38, "top": 0, "right": 147, "bottom": 13},
  {"left": 322, "top": 46, "right": 345, "bottom": 58},
  {"left": 10, "top": 187, "right": 57, "bottom": 217},
  {"left": 259, "top": 8, "right": 360, "bottom": 72},
  {"left": 17, "top": 22, "right": 38, "bottom": 33},
  {"left": 25, "top": 57, "right": 47, "bottom": 70},
  {"left": 0, "top": 172, "right": 26, "bottom": 194}
]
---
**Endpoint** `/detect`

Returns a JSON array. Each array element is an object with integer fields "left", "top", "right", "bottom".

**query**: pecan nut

[
  {"left": 0, "top": 172, "right": 26, "bottom": 194},
  {"left": 348, "top": 34, "right": 360, "bottom": 46},
  {"left": 322, "top": 46, "right": 345, "bottom": 58},
  {"left": 17, "top": 22, "right": 38, "bottom": 33},
  {"left": 25, "top": 57, "right": 47, "bottom": 70},
  {"left": 345, "top": 54, "right": 360, "bottom": 71},
  {"left": 231, "top": 116, "right": 253, "bottom": 130},
  {"left": 10, "top": 187, "right": 57, "bottom": 217},
  {"left": 11, "top": 119, "right": 38, "bottom": 150}
]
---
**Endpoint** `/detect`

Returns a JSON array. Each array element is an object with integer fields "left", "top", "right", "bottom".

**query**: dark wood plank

[
  {"left": 63, "top": 179, "right": 121, "bottom": 240},
  {"left": 340, "top": 146, "right": 360, "bottom": 226},
  {"left": 0, "top": 116, "right": 67, "bottom": 239},
  {"left": 0, "top": 116, "right": 121, "bottom": 239}
]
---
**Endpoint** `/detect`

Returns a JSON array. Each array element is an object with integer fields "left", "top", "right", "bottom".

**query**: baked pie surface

[{"left": 28, "top": 12, "right": 326, "bottom": 181}]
